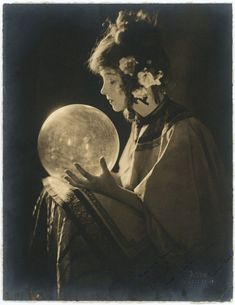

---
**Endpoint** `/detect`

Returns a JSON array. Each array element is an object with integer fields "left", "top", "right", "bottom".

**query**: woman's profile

[{"left": 31, "top": 10, "right": 232, "bottom": 301}]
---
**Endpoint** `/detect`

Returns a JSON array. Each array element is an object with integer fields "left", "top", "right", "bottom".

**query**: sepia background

[{"left": 3, "top": 3, "right": 232, "bottom": 299}]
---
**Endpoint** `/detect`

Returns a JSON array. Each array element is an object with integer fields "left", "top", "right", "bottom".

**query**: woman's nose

[{"left": 100, "top": 84, "right": 106, "bottom": 95}]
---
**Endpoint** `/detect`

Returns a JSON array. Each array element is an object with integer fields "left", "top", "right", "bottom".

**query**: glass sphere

[{"left": 38, "top": 104, "right": 120, "bottom": 179}]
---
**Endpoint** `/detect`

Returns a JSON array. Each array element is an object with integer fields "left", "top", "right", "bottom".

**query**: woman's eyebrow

[{"left": 105, "top": 72, "right": 118, "bottom": 76}]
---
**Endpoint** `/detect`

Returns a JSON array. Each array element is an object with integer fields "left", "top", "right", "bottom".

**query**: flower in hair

[
  {"left": 119, "top": 56, "right": 138, "bottom": 76},
  {"left": 131, "top": 86, "right": 148, "bottom": 99},
  {"left": 137, "top": 70, "right": 163, "bottom": 88}
]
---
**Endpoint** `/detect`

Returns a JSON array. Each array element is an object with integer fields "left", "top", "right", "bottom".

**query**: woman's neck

[{"left": 132, "top": 87, "right": 164, "bottom": 118}]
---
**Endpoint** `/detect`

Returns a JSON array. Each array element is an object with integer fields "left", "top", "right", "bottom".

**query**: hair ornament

[
  {"left": 155, "top": 70, "right": 164, "bottom": 85},
  {"left": 137, "top": 69, "right": 163, "bottom": 88},
  {"left": 119, "top": 56, "right": 138, "bottom": 76},
  {"left": 131, "top": 87, "right": 148, "bottom": 99}
]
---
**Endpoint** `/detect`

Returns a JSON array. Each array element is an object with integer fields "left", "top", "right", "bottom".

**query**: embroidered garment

[
  {"left": 31, "top": 178, "right": 154, "bottom": 300},
  {"left": 31, "top": 98, "right": 232, "bottom": 300},
  {"left": 119, "top": 98, "right": 231, "bottom": 279}
]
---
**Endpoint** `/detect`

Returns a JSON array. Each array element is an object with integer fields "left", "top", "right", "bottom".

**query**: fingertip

[
  {"left": 100, "top": 156, "right": 106, "bottom": 162},
  {"left": 99, "top": 158, "right": 104, "bottom": 167},
  {"left": 74, "top": 163, "right": 81, "bottom": 169}
]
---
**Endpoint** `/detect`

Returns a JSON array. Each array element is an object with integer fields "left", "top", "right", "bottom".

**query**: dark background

[{"left": 3, "top": 3, "right": 232, "bottom": 300}]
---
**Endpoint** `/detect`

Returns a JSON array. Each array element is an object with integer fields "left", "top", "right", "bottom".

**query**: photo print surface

[{"left": 3, "top": 3, "right": 233, "bottom": 301}]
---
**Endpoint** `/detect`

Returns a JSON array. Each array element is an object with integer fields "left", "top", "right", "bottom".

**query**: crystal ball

[{"left": 38, "top": 104, "right": 120, "bottom": 179}]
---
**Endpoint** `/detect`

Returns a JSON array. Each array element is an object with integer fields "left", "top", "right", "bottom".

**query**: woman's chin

[{"left": 111, "top": 105, "right": 123, "bottom": 112}]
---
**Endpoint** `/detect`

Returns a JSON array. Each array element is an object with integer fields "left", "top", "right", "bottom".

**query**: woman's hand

[
  {"left": 64, "top": 157, "right": 143, "bottom": 213},
  {"left": 64, "top": 157, "right": 119, "bottom": 197}
]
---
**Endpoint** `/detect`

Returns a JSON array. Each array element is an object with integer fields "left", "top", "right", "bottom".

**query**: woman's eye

[{"left": 110, "top": 80, "right": 117, "bottom": 85}]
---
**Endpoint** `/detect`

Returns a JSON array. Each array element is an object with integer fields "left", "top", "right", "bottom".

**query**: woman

[{"left": 31, "top": 10, "right": 231, "bottom": 301}]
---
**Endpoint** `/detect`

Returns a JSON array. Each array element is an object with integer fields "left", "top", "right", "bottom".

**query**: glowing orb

[{"left": 38, "top": 104, "right": 120, "bottom": 179}]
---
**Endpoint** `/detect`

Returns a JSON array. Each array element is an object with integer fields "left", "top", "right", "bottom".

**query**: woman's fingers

[
  {"left": 64, "top": 170, "right": 89, "bottom": 188},
  {"left": 100, "top": 156, "right": 109, "bottom": 173},
  {"left": 73, "top": 163, "right": 93, "bottom": 180},
  {"left": 65, "top": 169, "right": 83, "bottom": 184},
  {"left": 64, "top": 175, "right": 78, "bottom": 187},
  {"left": 64, "top": 175, "right": 88, "bottom": 189}
]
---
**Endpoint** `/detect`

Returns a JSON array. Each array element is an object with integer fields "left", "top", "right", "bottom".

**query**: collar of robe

[{"left": 135, "top": 96, "right": 169, "bottom": 127}]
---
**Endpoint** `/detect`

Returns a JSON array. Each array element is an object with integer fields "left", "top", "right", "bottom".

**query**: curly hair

[{"left": 88, "top": 10, "right": 170, "bottom": 121}]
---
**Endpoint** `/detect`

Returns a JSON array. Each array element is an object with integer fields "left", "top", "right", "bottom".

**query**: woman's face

[{"left": 99, "top": 68, "right": 128, "bottom": 112}]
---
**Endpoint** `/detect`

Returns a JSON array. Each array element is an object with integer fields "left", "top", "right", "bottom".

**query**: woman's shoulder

[
  {"left": 165, "top": 99, "right": 192, "bottom": 124},
  {"left": 173, "top": 115, "right": 212, "bottom": 137},
  {"left": 168, "top": 115, "right": 217, "bottom": 154},
  {"left": 137, "top": 99, "right": 192, "bottom": 143},
  {"left": 133, "top": 98, "right": 214, "bottom": 147},
  {"left": 164, "top": 99, "right": 212, "bottom": 135}
]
